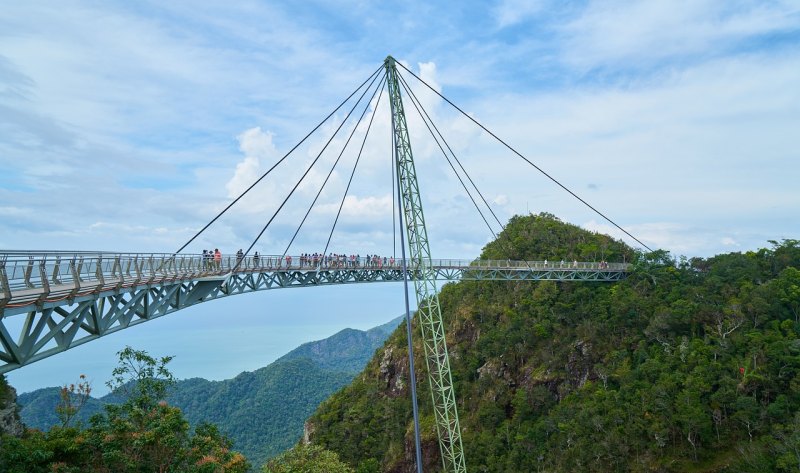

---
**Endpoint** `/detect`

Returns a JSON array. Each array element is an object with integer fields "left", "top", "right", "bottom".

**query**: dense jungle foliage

[
  {"left": 262, "top": 444, "right": 354, "bottom": 473},
  {"left": 14, "top": 360, "right": 350, "bottom": 469},
  {"left": 169, "top": 358, "right": 354, "bottom": 467},
  {"left": 309, "top": 213, "right": 800, "bottom": 472},
  {"left": 1, "top": 347, "right": 249, "bottom": 472},
  {"left": 12, "top": 317, "right": 400, "bottom": 469},
  {"left": 14, "top": 359, "right": 352, "bottom": 471}
]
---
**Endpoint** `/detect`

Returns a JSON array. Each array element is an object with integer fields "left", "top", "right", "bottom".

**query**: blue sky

[{"left": 2, "top": 0, "right": 799, "bottom": 394}]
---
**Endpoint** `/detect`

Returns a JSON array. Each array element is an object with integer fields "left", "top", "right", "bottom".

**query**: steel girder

[
  {"left": 385, "top": 56, "right": 467, "bottom": 473},
  {"left": 0, "top": 282, "right": 189, "bottom": 373}
]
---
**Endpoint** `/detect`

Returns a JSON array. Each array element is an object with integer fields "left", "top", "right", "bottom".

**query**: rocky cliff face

[{"left": 0, "top": 377, "right": 25, "bottom": 438}]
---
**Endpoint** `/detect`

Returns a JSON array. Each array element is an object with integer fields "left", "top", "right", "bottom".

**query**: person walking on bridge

[{"left": 214, "top": 249, "right": 221, "bottom": 270}]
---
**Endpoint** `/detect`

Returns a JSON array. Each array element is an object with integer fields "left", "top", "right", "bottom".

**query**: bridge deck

[
  {"left": 1, "top": 252, "right": 628, "bottom": 316},
  {"left": 0, "top": 252, "right": 629, "bottom": 372}
]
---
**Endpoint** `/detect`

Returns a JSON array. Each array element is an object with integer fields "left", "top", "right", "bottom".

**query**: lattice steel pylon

[{"left": 385, "top": 56, "right": 467, "bottom": 473}]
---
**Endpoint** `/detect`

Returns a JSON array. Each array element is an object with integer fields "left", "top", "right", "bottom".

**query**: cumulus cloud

[
  {"left": 494, "top": 0, "right": 547, "bottom": 28},
  {"left": 317, "top": 194, "right": 393, "bottom": 220},
  {"left": 493, "top": 194, "right": 509, "bottom": 205},
  {"left": 721, "top": 237, "right": 739, "bottom": 247},
  {"left": 581, "top": 220, "right": 766, "bottom": 257},
  {"left": 560, "top": 0, "right": 800, "bottom": 69},
  {"left": 1, "top": 1, "right": 797, "bottom": 260},
  {"left": 226, "top": 127, "right": 279, "bottom": 198},
  {"left": 582, "top": 220, "right": 693, "bottom": 254}
]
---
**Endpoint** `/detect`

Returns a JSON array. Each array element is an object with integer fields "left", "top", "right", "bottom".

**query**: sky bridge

[
  {"left": 0, "top": 57, "right": 650, "bottom": 473},
  {"left": 0, "top": 251, "right": 629, "bottom": 374}
]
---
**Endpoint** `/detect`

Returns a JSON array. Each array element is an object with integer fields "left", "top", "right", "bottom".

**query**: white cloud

[
  {"left": 226, "top": 127, "right": 279, "bottom": 198},
  {"left": 318, "top": 194, "right": 393, "bottom": 220},
  {"left": 721, "top": 237, "right": 739, "bottom": 246},
  {"left": 462, "top": 50, "right": 800, "bottom": 253},
  {"left": 0, "top": 206, "right": 25, "bottom": 217},
  {"left": 582, "top": 220, "right": 699, "bottom": 254},
  {"left": 561, "top": 0, "right": 800, "bottom": 69},
  {"left": 1, "top": 2, "right": 797, "bottom": 258},
  {"left": 494, "top": 0, "right": 547, "bottom": 28}
]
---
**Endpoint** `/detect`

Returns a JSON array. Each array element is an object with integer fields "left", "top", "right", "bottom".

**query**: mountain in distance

[
  {"left": 308, "top": 213, "right": 800, "bottom": 473},
  {"left": 277, "top": 316, "right": 405, "bottom": 372},
  {"left": 17, "top": 387, "right": 106, "bottom": 433},
  {"left": 18, "top": 315, "right": 403, "bottom": 468}
]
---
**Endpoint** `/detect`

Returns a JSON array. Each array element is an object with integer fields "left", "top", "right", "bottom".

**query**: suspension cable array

[
  {"left": 282, "top": 75, "right": 387, "bottom": 258},
  {"left": 168, "top": 55, "right": 653, "bottom": 473},
  {"left": 394, "top": 61, "right": 654, "bottom": 252},
  {"left": 175, "top": 64, "right": 385, "bottom": 255},
  {"left": 179, "top": 59, "right": 651, "bottom": 273},
  {"left": 320, "top": 77, "right": 388, "bottom": 259},
  {"left": 396, "top": 73, "right": 502, "bottom": 239}
]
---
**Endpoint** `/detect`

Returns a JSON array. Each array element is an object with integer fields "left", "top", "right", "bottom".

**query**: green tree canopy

[
  {"left": 1, "top": 347, "right": 249, "bottom": 473},
  {"left": 262, "top": 444, "right": 353, "bottom": 473}
]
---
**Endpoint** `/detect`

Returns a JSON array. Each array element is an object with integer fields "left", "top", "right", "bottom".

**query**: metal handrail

[{"left": 0, "top": 252, "right": 632, "bottom": 306}]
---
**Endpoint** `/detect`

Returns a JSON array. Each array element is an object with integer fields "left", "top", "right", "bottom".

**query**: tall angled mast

[{"left": 384, "top": 55, "right": 467, "bottom": 473}]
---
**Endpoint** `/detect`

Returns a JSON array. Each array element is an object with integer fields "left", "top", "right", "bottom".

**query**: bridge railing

[
  {"left": 0, "top": 252, "right": 631, "bottom": 309},
  {"left": 1, "top": 253, "right": 195, "bottom": 292},
  {"left": 458, "top": 259, "right": 629, "bottom": 271}
]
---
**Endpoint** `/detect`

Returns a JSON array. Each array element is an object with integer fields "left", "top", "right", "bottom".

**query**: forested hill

[
  {"left": 17, "top": 316, "right": 402, "bottom": 467},
  {"left": 308, "top": 213, "right": 800, "bottom": 473},
  {"left": 276, "top": 316, "right": 402, "bottom": 372}
]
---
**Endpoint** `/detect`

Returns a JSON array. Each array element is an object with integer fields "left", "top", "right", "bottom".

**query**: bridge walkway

[{"left": 0, "top": 252, "right": 629, "bottom": 373}]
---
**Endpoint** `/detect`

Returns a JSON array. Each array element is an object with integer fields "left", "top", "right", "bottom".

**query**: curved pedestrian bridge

[{"left": 0, "top": 251, "right": 630, "bottom": 372}]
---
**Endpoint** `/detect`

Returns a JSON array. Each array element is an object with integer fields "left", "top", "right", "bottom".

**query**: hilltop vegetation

[{"left": 308, "top": 213, "right": 800, "bottom": 472}]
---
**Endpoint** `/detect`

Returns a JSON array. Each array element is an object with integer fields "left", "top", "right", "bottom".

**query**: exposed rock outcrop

[
  {"left": 0, "top": 378, "right": 25, "bottom": 438},
  {"left": 379, "top": 346, "right": 407, "bottom": 397},
  {"left": 303, "top": 419, "right": 315, "bottom": 445}
]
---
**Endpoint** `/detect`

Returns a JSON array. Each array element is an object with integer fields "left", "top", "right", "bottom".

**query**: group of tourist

[
  {"left": 541, "top": 259, "right": 611, "bottom": 269},
  {"left": 201, "top": 249, "right": 222, "bottom": 269},
  {"left": 202, "top": 248, "right": 608, "bottom": 270},
  {"left": 199, "top": 250, "right": 400, "bottom": 271},
  {"left": 201, "top": 250, "right": 613, "bottom": 272},
  {"left": 295, "top": 253, "right": 398, "bottom": 269}
]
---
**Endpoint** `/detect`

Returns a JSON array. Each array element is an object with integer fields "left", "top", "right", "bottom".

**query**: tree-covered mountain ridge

[
  {"left": 308, "top": 213, "right": 800, "bottom": 473},
  {"left": 16, "top": 315, "right": 402, "bottom": 467}
]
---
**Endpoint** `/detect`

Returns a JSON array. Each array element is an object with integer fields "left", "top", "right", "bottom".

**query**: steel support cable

[
  {"left": 174, "top": 64, "right": 384, "bottom": 255},
  {"left": 282, "top": 74, "right": 388, "bottom": 258},
  {"left": 391, "top": 112, "right": 397, "bottom": 259},
  {"left": 398, "top": 74, "right": 530, "bottom": 267},
  {"left": 397, "top": 72, "right": 506, "bottom": 233},
  {"left": 320, "top": 77, "right": 387, "bottom": 261},
  {"left": 234, "top": 70, "right": 385, "bottom": 270},
  {"left": 395, "top": 63, "right": 654, "bottom": 252},
  {"left": 397, "top": 77, "right": 500, "bottom": 240}
]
